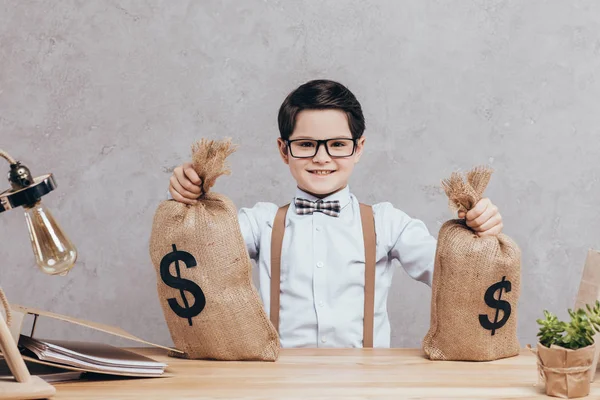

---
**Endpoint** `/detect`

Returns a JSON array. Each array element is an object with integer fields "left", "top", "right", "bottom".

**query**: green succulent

[
  {"left": 585, "top": 301, "right": 600, "bottom": 331},
  {"left": 537, "top": 310, "right": 566, "bottom": 348},
  {"left": 536, "top": 300, "right": 600, "bottom": 350}
]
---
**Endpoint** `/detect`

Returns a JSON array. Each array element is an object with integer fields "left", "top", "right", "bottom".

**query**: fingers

[
  {"left": 467, "top": 203, "right": 497, "bottom": 232},
  {"left": 174, "top": 164, "right": 202, "bottom": 195},
  {"left": 477, "top": 222, "right": 503, "bottom": 237},
  {"left": 458, "top": 211, "right": 466, "bottom": 219},
  {"left": 182, "top": 163, "right": 202, "bottom": 186},
  {"left": 169, "top": 185, "right": 197, "bottom": 205},
  {"left": 170, "top": 175, "right": 199, "bottom": 201},
  {"left": 466, "top": 198, "right": 491, "bottom": 222},
  {"left": 475, "top": 213, "right": 502, "bottom": 233},
  {"left": 464, "top": 197, "right": 504, "bottom": 237},
  {"left": 169, "top": 163, "right": 202, "bottom": 205}
]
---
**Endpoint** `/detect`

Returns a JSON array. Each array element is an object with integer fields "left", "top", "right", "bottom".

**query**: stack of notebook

[{"left": 19, "top": 335, "right": 167, "bottom": 377}]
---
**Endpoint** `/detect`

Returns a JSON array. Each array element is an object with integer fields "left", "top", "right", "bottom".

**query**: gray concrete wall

[{"left": 1, "top": 0, "right": 599, "bottom": 349}]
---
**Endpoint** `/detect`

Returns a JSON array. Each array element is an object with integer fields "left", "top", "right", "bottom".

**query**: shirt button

[
  {"left": 321, "top": 337, "right": 327, "bottom": 343},
  {"left": 316, "top": 262, "right": 323, "bottom": 268},
  {"left": 318, "top": 301, "right": 324, "bottom": 307},
  {"left": 315, "top": 225, "right": 321, "bottom": 232}
]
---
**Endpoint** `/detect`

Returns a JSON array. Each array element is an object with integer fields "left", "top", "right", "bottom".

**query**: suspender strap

[
  {"left": 269, "top": 204, "right": 289, "bottom": 333},
  {"left": 359, "top": 203, "right": 376, "bottom": 348},
  {"left": 269, "top": 203, "right": 376, "bottom": 348}
]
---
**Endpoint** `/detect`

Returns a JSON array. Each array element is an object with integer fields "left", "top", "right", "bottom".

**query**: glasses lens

[
  {"left": 290, "top": 140, "right": 318, "bottom": 157},
  {"left": 327, "top": 139, "right": 354, "bottom": 157}
]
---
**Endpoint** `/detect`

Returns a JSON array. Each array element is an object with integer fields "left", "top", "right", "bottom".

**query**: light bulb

[{"left": 23, "top": 201, "right": 77, "bottom": 275}]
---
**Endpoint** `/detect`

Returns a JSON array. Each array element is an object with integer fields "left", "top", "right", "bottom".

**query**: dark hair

[{"left": 277, "top": 79, "right": 365, "bottom": 141}]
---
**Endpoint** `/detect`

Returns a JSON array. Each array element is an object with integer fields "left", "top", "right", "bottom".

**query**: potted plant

[{"left": 534, "top": 301, "right": 600, "bottom": 398}]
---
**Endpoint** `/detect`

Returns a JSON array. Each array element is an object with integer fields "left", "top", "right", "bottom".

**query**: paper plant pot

[{"left": 533, "top": 342, "right": 595, "bottom": 398}]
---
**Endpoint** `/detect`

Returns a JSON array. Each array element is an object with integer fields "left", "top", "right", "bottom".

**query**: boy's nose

[{"left": 312, "top": 144, "right": 331, "bottom": 163}]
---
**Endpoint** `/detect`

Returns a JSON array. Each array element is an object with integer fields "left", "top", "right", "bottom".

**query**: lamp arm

[
  {"left": 0, "top": 287, "right": 31, "bottom": 383},
  {"left": 0, "top": 149, "right": 17, "bottom": 165},
  {"left": 0, "top": 289, "right": 30, "bottom": 383},
  {"left": 0, "top": 288, "right": 11, "bottom": 327},
  {"left": 0, "top": 149, "right": 35, "bottom": 192}
]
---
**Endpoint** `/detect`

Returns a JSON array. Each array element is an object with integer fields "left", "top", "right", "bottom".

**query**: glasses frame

[{"left": 285, "top": 138, "right": 357, "bottom": 159}]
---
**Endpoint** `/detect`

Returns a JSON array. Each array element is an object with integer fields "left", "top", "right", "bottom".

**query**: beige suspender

[
  {"left": 359, "top": 203, "right": 376, "bottom": 348},
  {"left": 269, "top": 203, "right": 377, "bottom": 348},
  {"left": 269, "top": 204, "right": 289, "bottom": 334}
]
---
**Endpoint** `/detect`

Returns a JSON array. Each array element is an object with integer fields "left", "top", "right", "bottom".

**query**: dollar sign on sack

[
  {"left": 159, "top": 244, "right": 206, "bottom": 326},
  {"left": 478, "top": 276, "right": 512, "bottom": 336}
]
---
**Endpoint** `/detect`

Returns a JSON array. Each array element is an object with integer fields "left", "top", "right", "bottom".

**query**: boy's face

[{"left": 277, "top": 109, "right": 365, "bottom": 198}]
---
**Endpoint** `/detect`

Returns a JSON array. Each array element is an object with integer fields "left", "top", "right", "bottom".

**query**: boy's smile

[
  {"left": 278, "top": 109, "right": 365, "bottom": 199},
  {"left": 308, "top": 169, "right": 335, "bottom": 176}
]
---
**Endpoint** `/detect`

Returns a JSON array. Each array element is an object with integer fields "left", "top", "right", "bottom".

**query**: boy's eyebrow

[{"left": 290, "top": 135, "right": 353, "bottom": 140}]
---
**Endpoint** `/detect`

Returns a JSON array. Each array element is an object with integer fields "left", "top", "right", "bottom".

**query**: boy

[{"left": 168, "top": 79, "right": 503, "bottom": 348}]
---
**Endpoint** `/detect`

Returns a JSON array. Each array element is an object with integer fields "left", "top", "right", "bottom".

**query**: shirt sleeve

[
  {"left": 238, "top": 202, "right": 278, "bottom": 263},
  {"left": 373, "top": 202, "right": 437, "bottom": 287}
]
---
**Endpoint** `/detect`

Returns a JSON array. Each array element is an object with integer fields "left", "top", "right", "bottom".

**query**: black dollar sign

[
  {"left": 160, "top": 244, "right": 206, "bottom": 326},
  {"left": 478, "top": 276, "right": 512, "bottom": 336}
]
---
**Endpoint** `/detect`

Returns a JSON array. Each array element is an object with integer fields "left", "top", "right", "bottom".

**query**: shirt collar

[{"left": 294, "top": 185, "right": 352, "bottom": 209}]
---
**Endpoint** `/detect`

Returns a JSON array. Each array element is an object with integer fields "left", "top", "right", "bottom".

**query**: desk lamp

[{"left": 0, "top": 148, "right": 77, "bottom": 399}]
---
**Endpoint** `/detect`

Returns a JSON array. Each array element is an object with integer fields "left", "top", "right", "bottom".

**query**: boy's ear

[
  {"left": 277, "top": 138, "right": 289, "bottom": 165},
  {"left": 354, "top": 137, "right": 366, "bottom": 163}
]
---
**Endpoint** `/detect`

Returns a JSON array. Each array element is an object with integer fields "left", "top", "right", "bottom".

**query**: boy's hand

[
  {"left": 169, "top": 162, "right": 202, "bottom": 205},
  {"left": 457, "top": 198, "right": 503, "bottom": 237}
]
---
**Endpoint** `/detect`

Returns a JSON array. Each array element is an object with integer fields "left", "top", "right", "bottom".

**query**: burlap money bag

[
  {"left": 422, "top": 166, "right": 521, "bottom": 361},
  {"left": 149, "top": 138, "right": 279, "bottom": 361}
]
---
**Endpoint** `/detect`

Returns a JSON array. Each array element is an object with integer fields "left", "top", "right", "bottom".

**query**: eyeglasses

[{"left": 286, "top": 138, "right": 357, "bottom": 158}]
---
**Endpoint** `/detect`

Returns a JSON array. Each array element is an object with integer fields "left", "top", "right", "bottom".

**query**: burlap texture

[
  {"left": 149, "top": 138, "right": 279, "bottom": 361},
  {"left": 422, "top": 166, "right": 521, "bottom": 361}
]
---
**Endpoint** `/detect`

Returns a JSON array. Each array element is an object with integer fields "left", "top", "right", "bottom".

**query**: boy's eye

[
  {"left": 330, "top": 141, "right": 347, "bottom": 147},
  {"left": 297, "top": 141, "right": 315, "bottom": 147}
]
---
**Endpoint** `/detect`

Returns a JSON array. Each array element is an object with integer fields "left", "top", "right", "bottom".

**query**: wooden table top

[{"left": 50, "top": 347, "right": 599, "bottom": 399}]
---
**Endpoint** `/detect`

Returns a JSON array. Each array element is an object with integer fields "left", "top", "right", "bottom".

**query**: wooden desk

[{"left": 51, "top": 347, "right": 599, "bottom": 399}]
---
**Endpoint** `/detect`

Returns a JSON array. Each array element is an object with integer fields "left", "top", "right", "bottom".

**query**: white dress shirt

[{"left": 238, "top": 185, "right": 436, "bottom": 348}]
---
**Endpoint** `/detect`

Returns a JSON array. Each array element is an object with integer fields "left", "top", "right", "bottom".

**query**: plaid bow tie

[{"left": 294, "top": 198, "right": 341, "bottom": 217}]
